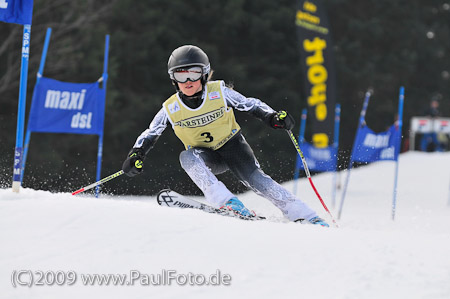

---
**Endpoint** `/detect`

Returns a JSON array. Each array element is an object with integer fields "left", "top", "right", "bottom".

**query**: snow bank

[{"left": 1, "top": 152, "right": 449, "bottom": 299}]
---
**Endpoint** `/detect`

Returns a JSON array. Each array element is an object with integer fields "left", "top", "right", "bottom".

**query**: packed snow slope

[{"left": 1, "top": 152, "right": 450, "bottom": 299}]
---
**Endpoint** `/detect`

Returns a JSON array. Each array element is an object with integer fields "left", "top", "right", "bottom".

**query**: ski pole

[
  {"left": 285, "top": 129, "right": 339, "bottom": 227},
  {"left": 72, "top": 170, "right": 124, "bottom": 195}
]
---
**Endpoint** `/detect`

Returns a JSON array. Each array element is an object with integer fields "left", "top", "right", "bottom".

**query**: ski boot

[
  {"left": 221, "top": 197, "right": 254, "bottom": 218},
  {"left": 295, "top": 216, "right": 330, "bottom": 227}
]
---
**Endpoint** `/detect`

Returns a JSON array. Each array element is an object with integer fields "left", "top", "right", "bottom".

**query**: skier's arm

[
  {"left": 132, "top": 108, "right": 168, "bottom": 154},
  {"left": 122, "top": 108, "right": 168, "bottom": 177},
  {"left": 224, "top": 86, "right": 294, "bottom": 130}
]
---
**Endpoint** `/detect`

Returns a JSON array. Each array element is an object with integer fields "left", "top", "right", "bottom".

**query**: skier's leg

[
  {"left": 244, "top": 168, "right": 317, "bottom": 221},
  {"left": 219, "top": 134, "right": 317, "bottom": 221},
  {"left": 179, "top": 148, "right": 233, "bottom": 207}
]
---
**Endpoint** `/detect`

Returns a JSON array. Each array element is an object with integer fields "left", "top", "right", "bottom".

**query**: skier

[
  {"left": 122, "top": 45, "right": 329, "bottom": 227},
  {"left": 420, "top": 99, "right": 442, "bottom": 152}
]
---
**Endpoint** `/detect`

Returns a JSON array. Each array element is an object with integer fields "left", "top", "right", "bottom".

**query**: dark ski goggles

[{"left": 172, "top": 66, "right": 203, "bottom": 83}]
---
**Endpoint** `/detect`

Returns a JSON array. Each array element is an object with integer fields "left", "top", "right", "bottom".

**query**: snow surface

[{"left": 1, "top": 151, "right": 450, "bottom": 299}]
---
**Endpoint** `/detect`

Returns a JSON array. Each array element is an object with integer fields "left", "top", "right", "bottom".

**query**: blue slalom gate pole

[
  {"left": 21, "top": 27, "right": 52, "bottom": 183},
  {"left": 12, "top": 24, "right": 31, "bottom": 192},
  {"left": 293, "top": 108, "right": 307, "bottom": 196},
  {"left": 95, "top": 134, "right": 104, "bottom": 198},
  {"left": 331, "top": 104, "right": 341, "bottom": 208},
  {"left": 36, "top": 28, "right": 52, "bottom": 84},
  {"left": 391, "top": 86, "right": 404, "bottom": 220},
  {"left": 337, "top": 91, "right": 371, "bottom": 219},
  {"left": 95, "top": 34, "right": 110, "bottom": 197}
]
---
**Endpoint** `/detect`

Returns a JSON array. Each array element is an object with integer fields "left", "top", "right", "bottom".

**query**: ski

[{"left": 156, "top": 189, "right": 266, "bottom": 221}]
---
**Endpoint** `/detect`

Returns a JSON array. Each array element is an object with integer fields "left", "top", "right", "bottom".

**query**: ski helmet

[{"left": 167, "top": 45, "right": 210, "bottom": 86}]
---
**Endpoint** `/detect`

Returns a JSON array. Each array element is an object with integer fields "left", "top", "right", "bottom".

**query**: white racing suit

[{"left": 132, "top": 85, "right": 317, "bottom": 221}]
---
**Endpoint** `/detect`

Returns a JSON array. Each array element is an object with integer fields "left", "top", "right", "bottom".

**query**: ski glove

[
  {"left": 270, "top": 110, "right": 295, "bottom": 130},
  {"left": 122, "top": 148, "right": 145, "bottom": 177}
]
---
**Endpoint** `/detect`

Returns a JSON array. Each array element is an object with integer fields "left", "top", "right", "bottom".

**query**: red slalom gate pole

[{"left": 286, "top": 130, "right": 339, "bottom": 228}]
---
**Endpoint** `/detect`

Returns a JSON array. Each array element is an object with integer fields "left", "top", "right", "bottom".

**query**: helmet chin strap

[
  {"left": 200, "top": 73, "right": 208, "bottom": 86},
  {"left": 172, "top": 80, "right": 180, "bottom": 91}
]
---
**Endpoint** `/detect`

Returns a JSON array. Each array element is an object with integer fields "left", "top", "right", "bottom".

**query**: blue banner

[
  {"left": 352, "top": 124, "right": 400, "bottom": 162},
  {"left": 0, "top": 0, "right": 33, "bottom": 25},
  {"left": 27, "top": 77, "right": 105, "bottom": 135},
  {"left": 296, "top": 142, "right": 338, "bottom": 172}
]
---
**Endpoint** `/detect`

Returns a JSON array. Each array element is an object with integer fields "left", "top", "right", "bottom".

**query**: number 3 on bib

[{"left": 201, "top": 132, "right": 214, "bottom": 143}]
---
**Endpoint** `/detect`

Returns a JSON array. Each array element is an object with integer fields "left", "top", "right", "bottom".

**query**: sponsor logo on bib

[
  {"left": 168, "top": 101, "right": 181, "bottom": 114},
  {"left": 174, "top": 107, "right": 225, "bottom": 128},
  {"left": 209, "top": 91, "right": 221, "bottom": 100}
]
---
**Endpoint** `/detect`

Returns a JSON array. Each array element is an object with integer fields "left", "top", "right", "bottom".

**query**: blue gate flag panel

[
  {"left": 28, "top": 77, "right": 105, "bottom": 135},
  {"left": 352, "top": 124, "right": 400, "bottom": 162},
  {"left": 0, "top": 0, "right": 33, "bottom": 25},
  {"left": 296, "top": 142, "right": 338, "bottom": 172}
]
